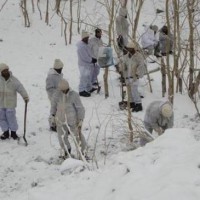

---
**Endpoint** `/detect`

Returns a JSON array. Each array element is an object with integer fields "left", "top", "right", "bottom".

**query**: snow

[
  {"left": 0, "top": 0, "right": 200, "bottom": 200},
  {"left": 60, "top": 158, "right": 85, "bottom": 174}
]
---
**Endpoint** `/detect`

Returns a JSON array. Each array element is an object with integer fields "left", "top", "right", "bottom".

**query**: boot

[
  {"left": 11, "top": 131, "right": 19, "bottom": 140},
  {"left": 132, "top": 103, "right": 143, "bottom": 112},
  {"left": 89, "top": 87, "right": 97, "bottom": 93},
  {"left": 79, "top": 91, "right": 91, "bottom": 97},
  {"left": 130, "top": 102, "right": 135, "bottom": 109},
  {"left": 0, "top": 130, "right": 9, "bottom": 140},
  {"left": 60, "top": 149, "right": 71, "bottom": 159},
  {"left": 50, "top": 126, "right": 57, "bottom": 132}
]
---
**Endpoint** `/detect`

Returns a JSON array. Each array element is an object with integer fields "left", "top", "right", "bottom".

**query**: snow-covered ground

[{"left": 0, "top": 0, "right": 200, "bottom": 200}]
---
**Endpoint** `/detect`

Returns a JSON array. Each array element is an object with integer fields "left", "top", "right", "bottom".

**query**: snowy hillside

[{"left": 0, "top": 0, "right": 200, "bottom": 200}]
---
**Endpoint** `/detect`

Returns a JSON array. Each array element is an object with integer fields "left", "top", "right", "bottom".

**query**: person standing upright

[
  {"left": 115, "top": 7, "right": 129, "bottom": 75},
  {"left": 77, "top": 30, "right": 97, "bottom": 97},
  {"left": 141, "top": 24, "right": 161, "bottom": 57},
  {"left": 122, "top": 42, "right": 146, "bottom": 112},
  {"left": 50, "top": 79, "right": 87, "bottom": 158},
  {"left": 89, "top": 28, "right": 103, "bottom": 87},
  {"left": 159, "top": 25, "right": 174, "bottom": 56},
  {"left": 116, "top": 7, "right": 129, "bottom": 48},
  {"left": 0, "top": 63, "right": 29, "bottom": 140},
  {"left": 46, "top": 59, "right": 64, "bottom": 131}
]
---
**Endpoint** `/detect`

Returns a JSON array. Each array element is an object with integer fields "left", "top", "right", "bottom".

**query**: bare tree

[
  {"left": 103, "top": 0, "right": 115, "bottom": 98},
  {"left": 55, "top": 0, "right": 61, "bottom": 14},
  {"left": 37, "top": 0, "right": 42, "bottom": 20},
  {"left": 31, "top": 0, "right": 35, "bottom": 13},
  {"left": 173, "top": 0, "right": 182, "bottom": 93},
  {"left": 69, "top": 0, "right": 73, "bottom": 44},
  {"left": 20, "top": 0, "right": 30, "bottom": 27},
  {"left": 187, "top": 0, "right": 195, "bottom": 97},
  {"left": 131, "top": 0, "right": 144, "bottom": 40},
  {"left": 45, "top": 0, "right": 49, "bottom": 25},
  {"left": 0, "top": 0, "right": 8, "bottom": 12},
  {"left": 77, "top": 0, "right": 82, "bottom": 34},
  {"left": 165, "top": 0, "right": 174, "bottom": 103}
]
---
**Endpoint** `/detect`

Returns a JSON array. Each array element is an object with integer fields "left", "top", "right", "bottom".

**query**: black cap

[{"left": 95, "top": 28, "right": 102, "bottom": 34}]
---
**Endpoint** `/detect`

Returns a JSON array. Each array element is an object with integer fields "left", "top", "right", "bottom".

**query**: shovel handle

[{"left": 23, "top": 102, "right": 28, "bottom": 146}]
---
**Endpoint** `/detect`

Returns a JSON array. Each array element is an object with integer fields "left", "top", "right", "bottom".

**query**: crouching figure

[
  {"left": 144, "top": 100, "right": 174, "bottom": 135},
  {"left": 50, "top": 79, "right": 87, "bottom": 159}
]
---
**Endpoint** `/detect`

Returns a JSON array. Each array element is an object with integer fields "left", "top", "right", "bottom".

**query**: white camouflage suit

[
  {"left": 144, "top": 101, "right": 174, "bottom": 133},
  {"left": 76, "top": 40, "right": 93, "bottom": 93},
  {"left": 51, "top": 89, "right": 86, "bottom": 153},
  {"left": 159, "top": 28, "right": 173, "bottom": 54},
  {"left": 89, "top": 36, "right": 103, "bottom": 84},
  {"left": 46, "top": 68, "right": 63, "bottom": 101},
  {"left": 46, "top": 68, "right": 63, "bottom": 127},
  {"left": 141, "top": 25, "right": 159, "bottom": 55},
  {"left": 0, "top": 73, "right": 28, "bottom": 132},
  {"left": 122, "top": 52, "right": 146, "bottom": 103},
  {"left": 116, "top": 7, "right": 129, "bottom": 46}
]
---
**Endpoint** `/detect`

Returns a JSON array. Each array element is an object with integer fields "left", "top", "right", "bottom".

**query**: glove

[
  {"left": 24, "top": 97, "right": 29, "bottom": 103},
  {"left": 154, "top": 127, "right": 164, "bottom": 135},
  {"left": 91, "top": 58, "right": 97, "bottom": 64},
  {"left": 49, "top": 115, "right": 56, "bottom": 127},
  {"left": 77, "top": 120, "right": 83, "bottom": 129}
]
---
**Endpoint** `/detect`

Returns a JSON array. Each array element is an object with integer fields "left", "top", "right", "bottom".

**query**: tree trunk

[
  {"left": 77, "top": 0, "right": 81, "bottom": 34},
  {"left": 104, "top": 0, "right": 115, "bottom": 98},
  {"left": 45, "top": 0, "right": 49, "bottom": 25},
  {"left": 132, "top": 0, "right": 144, "bottom": 40},
  {"left": 187, "top": 0, "right": 195, "bottom": 97},
  {"left": 31, "top": 0, "right": 35, "bottom": 13},
  {"left": 69, "top": 0, "right": 73, "bottom": 44},
  {"left": 20, "top": 0, "right": 30, "bottom": 27},
  {"left": 37, "top": 0, "right": 42, "bottom": 20},
  {"left": 161, "top": 58, "right": 166, "bottom": 97},
  {"left": 126, "top": 84, "right": 134, "bottom": 142}
]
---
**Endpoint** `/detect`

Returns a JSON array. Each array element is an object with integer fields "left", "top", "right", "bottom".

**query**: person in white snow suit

[
  {"left": 0, "top": 63, "right": 29, "bottom": 140},
  {"left": 144, "top": 100, "right": 174, "bottom": 135},
  {"left": 116, "top": 7, "right": 129, "bottom": 49},
  {"left": 159, "top": 25, "right": 174, "bottom": 56},
  {"left": 50, "top": 79, "right": 87, "bottom": 158},
  {"left": 46, "top": 59, "right": 64, "bottom": 131},
  {"left": 141, "top": 24, "right": 161, "bottom": 57},
  {"left": 122, "top": 41, "right": 146, "bottom": 112},
  {"left": 89, "top": 28, "right": 103, "bottom": 86},
  {"left": 77, "top": 30, "right": 97, "bottom": 97}
]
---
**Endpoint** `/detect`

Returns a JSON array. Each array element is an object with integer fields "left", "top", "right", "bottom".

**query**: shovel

[
  {"left": 18, "top": 102, "right": 28, "bottom": 146},
  {"left": 23, "top": 101, "right": 28, "bottom": 146}
]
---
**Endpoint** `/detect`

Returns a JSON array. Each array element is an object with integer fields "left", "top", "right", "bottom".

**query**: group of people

[
  {"left": 141, "top": 24, "right": 174, "bottom": 57},
  {"left": 115, "top": 6, "right": 174, "bottom": 111},
  {"left": 116, "top": 9, "right": 174, "bottom": 58},
  {"left": 0, "top": 7, "right": 174, "bottom": 160},
  {"left": 115, "top": 7, "right": 174, "bottom": 133}
]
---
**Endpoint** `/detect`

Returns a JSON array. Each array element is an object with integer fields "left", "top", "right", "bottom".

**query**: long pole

[{"left": 23, "top": 102, "right": 28, "bottom": 146}]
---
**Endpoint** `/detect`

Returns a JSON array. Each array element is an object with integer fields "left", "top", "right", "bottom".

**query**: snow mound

[
  {"left": 17, "top": 128, "right": 200, "bottom": 200},
  {"left": 60, "top": 158, "right": 85, "bottom": 174}
]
